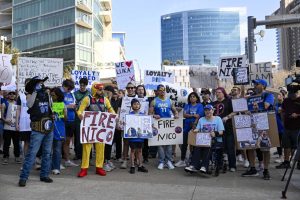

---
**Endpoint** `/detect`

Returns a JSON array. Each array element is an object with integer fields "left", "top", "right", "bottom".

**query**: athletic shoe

[
  {"left": 244, "top": 160, "right": 250, "bottom": 168},
  {"left": 276, "top": 162, "right": 291, "bottom": 169},
  {"left": 52, "top": 169, "right": 60, "bottom": 175},
  {"left": 230, "top": 168, "right": 236, "bottom": 172},
  {"left": 40, "top": 177, "right": 53, "bottom": 183},
  {"left": 65, "top": 160, "right": 78, "bottom": 167},
  {"left": 175, "top": 160, "right": 186, "bottom": 168},
  {"left": 2, "top": 158, "right": 8, "bottom": 165},
  {"left": 15, "top": 157, "right": 22, "bottom": 164},
  {"left": 138, "top": 165, "right": 148, "bottom": 173},
  {"left": 237, "top": 154, "right": 244, "bottom": 162},
  {"left": 108, "top": 161, "right": 116, "bottom": 169},
  {"left": 184, "top": 165, "right": 198, "bottom": 172},
  {"left": 129, "top": 167, "right": 135, "bottom": 174},
  {"left": 200, "top": 166, "right": 207, "bottom": 173},
  {"left": 167, "top": 161, "right": 175, "bottom": 169},
  {"left": 242, "top": 168, "right": 259, "bottom": 177},
  {"left": 35, "top": 164, "right": 41, "bottom": 170},
  {"left": 60, "top": 164, "right": 66, "bottom": 170},
  {"left": 103, "top": 163, "right": 112, "bottom": 172},
  {"left": 263, "top": 169, "right": 271, "bottom": 180},
  {"left": 18, "top": 179, "right": 26, "bottom": 187},
  {"left": 157, "top": 163, "right": 164, "bottom": 170},
  {"left": 120, "top": 160, "right": 127, "bottom": 169},
  {"left": 274, "top": 157, "right": 283, "bottom": 163},
  {"left": 117, "top": 158, "right": 124, "bottom": 163}
]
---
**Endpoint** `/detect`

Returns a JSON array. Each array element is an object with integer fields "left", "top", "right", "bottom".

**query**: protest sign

[
  {"left": 232, "top": 98, "right": 248, "bottom": 112},
  {"left": 218, "top": 55, "right": 247, "bottom": 79},
  {"left": 0, "top": 54, "right": 13, "bottom": 83},
  {"left": 162, "top": 82, "right": 192, "bottom": 108},
  {"left": 249, "top": 62, "right": 273, "bottom": 87},
  {"left": 189, "top": 66, "right": 218, "bottom": 88},
  {"left": 232, "top": 67, "right": 249, "bottom": 85},
  {"left": 233, "top": 115, "right": 252, "bottom": 129},
  {"left": 52, "top": 102, "right": 65, "bottom": 119},
  {"left": 148, "top": 116, "right": 183, "bottom": 146},
  {"left": 144, "top": 70, "right": 174, "bottom": 90},
  {"left": 80, "top": 111, "right": 117, "bottom": 145},
  {"left": 115, "top": 61, "right": 135, "bottom": 90},
  {"left": 124, "top": 115, "right": 153, "bottom": 139},
  {"left": 252, "top": 112, "right": 269, "bottom": 130},
  {"left": 118, "top": 96, "right": 149, "bottom": 130},
  {"left": 18, "top": 57, "right": 63, "bottom": 93},
  {"left": 71, "top": 70, "right": 100, "bottom": 89},
  {"left": 188, "top": 131, "right": 211, "bottom": 147}
]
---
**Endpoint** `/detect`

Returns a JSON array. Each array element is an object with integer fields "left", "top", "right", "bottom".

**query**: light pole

[{"left": 1, "top": 36, "right": 7, "bottom": 54}]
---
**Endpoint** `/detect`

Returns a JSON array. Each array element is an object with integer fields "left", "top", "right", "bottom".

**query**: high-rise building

[
  {"left": 10, "top": 0, "right": 112, "bottom": 70},
  {"left": 0, "top": 0, "right": 12, "bottom": 44},
  {"left": 161, "top": 8, "right": 246, "bottom": 66}
]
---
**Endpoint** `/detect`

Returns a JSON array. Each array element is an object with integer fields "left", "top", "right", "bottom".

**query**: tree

[
  {"left": 63, "top": 65, "right": 74, "bottom": 79},
  {"left": 0, "top": 42, "right": 19, "bottom": 65},
  {"left": 176, "top": 60, "right": 184, "bottom": 65},
  {"left": 162, "top": 59, "right": 171, "bottom": 65}
]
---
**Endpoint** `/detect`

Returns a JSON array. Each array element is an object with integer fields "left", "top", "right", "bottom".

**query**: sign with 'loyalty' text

[
  {"left": 218, "top": 55, "right": 247, "bottom": 79},
  {"left": 144, "top": 70, "right": 174, "bottom": 90},
  {"left": 115, "top": 61, "right": 135, "bottom": 90},
  {"left": 71, "top": 70, "right": 100, "bottom": 89}
]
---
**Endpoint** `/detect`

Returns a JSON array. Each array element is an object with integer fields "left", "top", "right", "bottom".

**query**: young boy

[{"left": 128, "top": 99, "right": 148, "bottom": 174}]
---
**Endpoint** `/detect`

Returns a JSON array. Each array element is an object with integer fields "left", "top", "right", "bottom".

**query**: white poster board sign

[
  {"left": 115, "top": 61, "right": 135, "bottom": 90},
  {"left": 71, "top": 70, "right": 100, "bottom": 89},
  {"left": 249, "top": 62, "right": 273, "bottom": 87},
  {"left": 236, "top": 128, "right": 253, "bottom": 142},
  {"left": 218, "top": 55, "right": 247, "bottom": 79},
  {"left": 196, "top": 133, "right": 211, "bottom": 147},
  {"left": 162, "top": 82, "right": 192, "bottom": 108},
  {"left": 252, "top": 112, "right": 269, "bottom": 130},
  {"left": 189, "top": 66, "right": 218, "bottom": 89},
  {"left": 0, "top": 54, "right": 13, "bottom": 83},
  {"left": 144, "top": 70, "right": 174, "bottom": 90},
  {"left": 148, "top": 116, "right": 183, "bottom": 146},
  {"left": 232, "top": 98, "right": 248, "bottom": 112},
  {"left": 80, "top": 111, "right": 117, "bottom": 145},
  {"left": 233, "top": 115, "right": 252, "bottom": 129},
  {"left": 124, "top": 115, "right": 153, "bottom": 139}
]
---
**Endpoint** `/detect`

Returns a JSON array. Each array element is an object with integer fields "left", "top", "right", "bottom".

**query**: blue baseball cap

[
  {"left": 204, "top": 104, "right": 214, "bottom": 110},
  {"left": 252, "top": 79, "right": 267, "bottom": 87}
]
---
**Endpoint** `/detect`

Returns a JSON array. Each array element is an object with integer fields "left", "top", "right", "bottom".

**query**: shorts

[
  {"left": 129, "top": 142, "right": 143, "bottom": 149},
  {"left": 282, "top": 129, "right": 300, "bottom": 149},
  {"left": 19, "top": 131, "right": 31, "bottom": 142},
  {"left": 65, "top": 121, "right": 76, "bottom": 138}
]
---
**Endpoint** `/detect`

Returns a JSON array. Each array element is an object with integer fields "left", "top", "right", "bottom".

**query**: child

[
  {"left": 128, "top": 99, "right": 148, "bottom": 174},
  {"left": 50, "top": 87, "right": 66, "bottom": 175}
]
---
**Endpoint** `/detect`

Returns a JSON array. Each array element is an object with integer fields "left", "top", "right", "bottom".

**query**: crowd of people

[{"left": 0, "top": 76, "right": 299, "bottom": 187}]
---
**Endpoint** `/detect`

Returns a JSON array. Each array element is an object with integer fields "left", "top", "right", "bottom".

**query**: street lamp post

[{"left": 1, "top": 36, "right": 7, "bottom": 54}]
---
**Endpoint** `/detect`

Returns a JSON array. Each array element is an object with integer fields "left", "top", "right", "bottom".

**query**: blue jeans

[
  {"left": 158, "top": 145, "right": 172, "bottom": 164},
  {"left": 52, "top": 140, "right": 62, "bottom": 170},
  {"left": 20, "top": 131, "right": 53, "bottom": 180}
]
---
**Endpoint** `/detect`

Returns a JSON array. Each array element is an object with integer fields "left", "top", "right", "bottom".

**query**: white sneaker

[
  {"left": 237, "top": 154, "right": 244, "bottom": 162},
  {"left": 244, "top": 160, "right": 250, "bottom": 168},
  {"left": 275, "top": 158, "right": 283, "bottom": 163},
  {"left": 157, "top": 163, "right": 164, "bottom": 170},
  {"left": 108, "top": 161, "right": 116, "bottom": 169},
  {"left": 52, "top": 169, "right": 60, "bottom": 175},
  {"left": 60, "top": 164, "right": 66, "bottom": 170},
  {"left": 103, "top": 163, "right": 112, "bottom": 172},
  {"left": 200, "top": 166, "right": 207, "bottom": 173},
  {"left": 120, "top": 160, "right": 127, "bottom": 169},
  {"left": 35, "top": 164, "right": 41, "bottom": 170},
  {"left": 65, "top": 160, "right": 78, "bottom": 167},
  {"left": 117, "top": 158, "right": 124, "bottom": 163},
  {"left": 223, "top": 154, "right": 228, "bottom": 161},
  {"left": 230, "top": 168, "right": 236, "bottom": 172},
  {"left": 175, "top": 160, "right": 186, "bottom": 168},
  {"left": 167, "top": 161, "right": 175, "bottom": 169}
]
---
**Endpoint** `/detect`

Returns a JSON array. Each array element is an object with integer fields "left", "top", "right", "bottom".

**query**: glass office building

[
  {"left": 12, "top": 0, "right": 112, "bottom": 69},
  {"left": 161, "top": 8, "right": 246, "bottom": 66}
]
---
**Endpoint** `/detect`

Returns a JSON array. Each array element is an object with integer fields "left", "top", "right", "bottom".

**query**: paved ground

[{"left": 0, "top": 149, "right": 299, "bottom": 200}]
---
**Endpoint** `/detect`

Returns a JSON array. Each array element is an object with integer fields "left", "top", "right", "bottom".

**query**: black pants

[
  {"left": 3, "top": 130, "right": 20, "bottom": 158},
  {"left": 142, "top": 140, "right": 149, "bottom": 160},
  {"left": 74, "top": 118, "right": 82, "bottom": 159},
  {"left": 191, "top": 147, "right": 210, "bottom": 169},
  {"left": 224, "top": 129, "right": 236, "bottom": 169},
  {"left": 114, "top": 129, "right": 122, "bottom": 159},
  {"left": 277, "top": 133, "right": 283, "bottom": 156},
  {"left": 180, "top": 132, "right": 189, "bottom": 160}
]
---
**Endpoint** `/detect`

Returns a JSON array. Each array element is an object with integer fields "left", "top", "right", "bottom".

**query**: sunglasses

[{"left": 126, "top": 87, "right": 135, "bottom": 90}]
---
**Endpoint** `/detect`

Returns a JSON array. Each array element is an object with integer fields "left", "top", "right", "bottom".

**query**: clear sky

[{"left": 112, "top": 0, "right": 280, "bottom": 70}]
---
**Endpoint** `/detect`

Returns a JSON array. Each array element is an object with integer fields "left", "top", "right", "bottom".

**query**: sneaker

[
  {"left": 237, "top": 154, "right": 244, "bottom": 162},
  {"left": 15, "top": 157, "right": 22, "bottom": 164},
  {"left": 223, "top": 154, "right": 228, "bottom": 161},
  {"left": 166, "top": 161, "right": 175, "bottom": 169},
  {"left": 35, "top": 164, "right": 41, "bottom": 170},
  {"left": 117, "top": 158, "right": 124, "bottom": 163},
  {"left": 157, "top": 163, "right": 164, "bottom": 170},
  {"left": 18, "top": 179, "right": 26, "bottom": 187},
  {"left": 108, "top": 161, "right": 116, "bottom": 169},
  {"left": 184, "top": 165, "right": 198, "bottom": 172},
  {"left": 138, "top": 165, "right": 148, "bottom": 173},
  {"left": 65, "top": 160, "right": 78, "bottom": 167},
  {"left": 52, "top": 169, "right": 60, "bottom": 175},
  {"left": 244, "top": 160, "right": 250, "bottom": 168},
  {"left": 175, "top": 160, "right": 186, "bottom": 168},
  {"left": 120, "top": 160, "right": 127, "bottom": 169},
  {"left": 2, "top": 158, "right": 8, "bottom": 165},
  {"left": 60, "top": 164, "right": 66, "bottom": 170},
  {"left": 242, "top": 168, "right": 259, "bottom": 177},
  {"left": 130, "top": 167, "right": 135, "bottom": 174},
  {"left": 200, "top": 166, "right": 207, "bottom": 173},
  {"left": 40, "top": 177, "right": 53, "bottom": 183},
  {"left": 276, "top": 162, "right": 291, "bottom": 169},
  {"left": 263, "top": 169, "right": 271, "bottom": 180},
  {"left": 103, "top": 163, "right": 112, "bottom": 172},
  {"left": 274, "top": 158, "right": 283, "bottom": 163},
  {"left": 230, "top": 168, "right": 236, "bottom": 172}
]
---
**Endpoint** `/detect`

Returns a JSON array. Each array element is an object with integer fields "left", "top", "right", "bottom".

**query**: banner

[
  {"left": 124, "top": 115, "right": 153, "bottom": 139},
  {"left": 52, "top": 102, "right": 65, "bottom": 119},
  {"left": 71, "top": 70, "right": 100, "bottom": 89},
  {"left": 144, "top": 70, "right": 174, "bottom": 90},
  {"left": 249, "top": 62, "right": 273, "bottom": 87},
  {"left": 218, "top": 55, "right": 247, "bottom": 79},
  {"left": 148, "top": 116, "right": 183, "bottom": 146},
  {"left": 161, "top": 82, "right": 192, "bottom": 108},
  {"left": 115, "top": 61, "right": 135, "bottom": 90},
  {"left": 80, "top": 111, "right": 117, "bottom": 144},
  {"left": 232, "top": 67, "right": 249, "bottom": 85},
  {"left": 18, "top": 57, "right": 63, "bottom": 93},
  {"left": 189, "top": 66, "right": 218, "bottom": 89},
  {"left": 0, "top": 54, "right": 13, "bottom": 83}
]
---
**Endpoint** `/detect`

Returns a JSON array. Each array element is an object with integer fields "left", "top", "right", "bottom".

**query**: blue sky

[{"left": 112, "top": 0, "right": 280, "bottom": 70}]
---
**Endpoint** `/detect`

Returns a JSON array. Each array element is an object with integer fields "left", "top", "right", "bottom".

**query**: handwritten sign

[
  {"left": 249, "top": 62, "right": 273, "bottom": 87},
  {"left": 189, "top": 66, "right": 218, "bottom": 89},
  {"left": 52, "top": 102, "right": 65, "bottom": 119},
  {"left": 115, "top": 61, "right": 135, "bottom": 90},
  {"left": 144, "top": 70, "right": 174, "bottom": 90},
  {"left": 148, "top": 116, "right": 183, "bottom": 146},
  {"left": 124, "top": 115, "right": 153, "bottom": 139},
  {"left": 252, "top": 112, "right": 269, "bottom": 130},
  {"left": 71, "top": 70, "right": 100, "bottom": 89},
  {"left": 236, "top": 128, "right": 253, "bottom": 142},
  {"left": 232, "top": 98, "right": 248, "bottom": 112},
  {"left": 233, "top": 67, "right": 249, "bottom": 85},
  {"left": 196, "top": 133, "right": 211, "bottom": 147},
  {"left": 162, "top": 82, "right": 192, "bottom": 108},
  {"left": 0, "top": 54, "right": 13, "bottom": 83},
  {"left": 218, "top": 55, "right": 247, "bottom": 79},
  {"left": 233, "top": 115, "right": 252, "bottom": 129},
  {"left": 18, "top": 57, "right": 63, "bottom": 93},
  {"left": 80, "top": 111, "right": 117, "bottom": 144}
]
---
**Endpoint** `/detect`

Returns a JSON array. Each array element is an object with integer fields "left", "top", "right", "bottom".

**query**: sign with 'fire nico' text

[{"left": 218, "top": 55, "right": 247, "bottom": 79}]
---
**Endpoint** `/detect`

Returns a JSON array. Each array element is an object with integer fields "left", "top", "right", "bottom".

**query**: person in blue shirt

[
  {"left": 175, "top": 92, "right": 204, "bottom": 168},
  {"left": 185, "top": 104, "right": 224, "bottom": 175}
]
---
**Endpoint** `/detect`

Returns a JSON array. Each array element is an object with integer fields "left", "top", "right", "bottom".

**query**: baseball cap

[
  {"left": 204, "top": 104, "right": 214, "bottom": 110},
  {"left": 252, "top": 79, "right": 267, "bottom": 87}
]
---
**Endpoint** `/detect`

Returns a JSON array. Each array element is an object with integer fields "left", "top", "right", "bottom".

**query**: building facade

[
  {"left": 161, "top": 8, "right": 246, "bottom": 66},
  {"left": 0, "top": 0, "right": 12, "bottom": 44}
]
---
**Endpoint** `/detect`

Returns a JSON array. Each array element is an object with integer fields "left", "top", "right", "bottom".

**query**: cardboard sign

[
  {"left": 252, "top": 112, "right": 269, "bottom": 130},
  {"left": 218, "top": 55, "right": 247, "bottom": 79},
  {"left": 71, "top": 70, "right": 100, "bottom": 89},
  {"left": 189, "top": 66, "right": 218, "bottom": 89},
  {"left": 162, "top": 82, "right": 192, "bottom": 108},
  {"left": 232, "top": 67, "right": 249, "bottom": 85},
  {"left": 80, "top": 111, "right": 117, "bottom": 144},
  {"left": 144, "top": 70, "right": 174, "bottom": 90},
  {"left": 124, "top": 115, "right": 153, "bottom": 138},
  {"left": 148, "top": 116, "right": 183, "bottom": 146},
  {"left": 18, "top": 57, "right": 63, "bottom": 93},
  {"left": 52, "top": 102, "right": 65, "bottom": 119},
  {"left": 232, "top": 98, "right": 248, "bottom": 112},
  {"left": 0, "top": 54, "right": 13, "bottom": 83},
  {"left": 233, "top": 115, "right": 252, "bottom": 129},
  {"left": 249, "top": 62, "right": 273, "bottom": 87},
  {"left": 115, "top": 61, "right": 135, "bottom": 90},
  {"left": 188, "top": 131, "right": 211, "bottom": 147}
]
